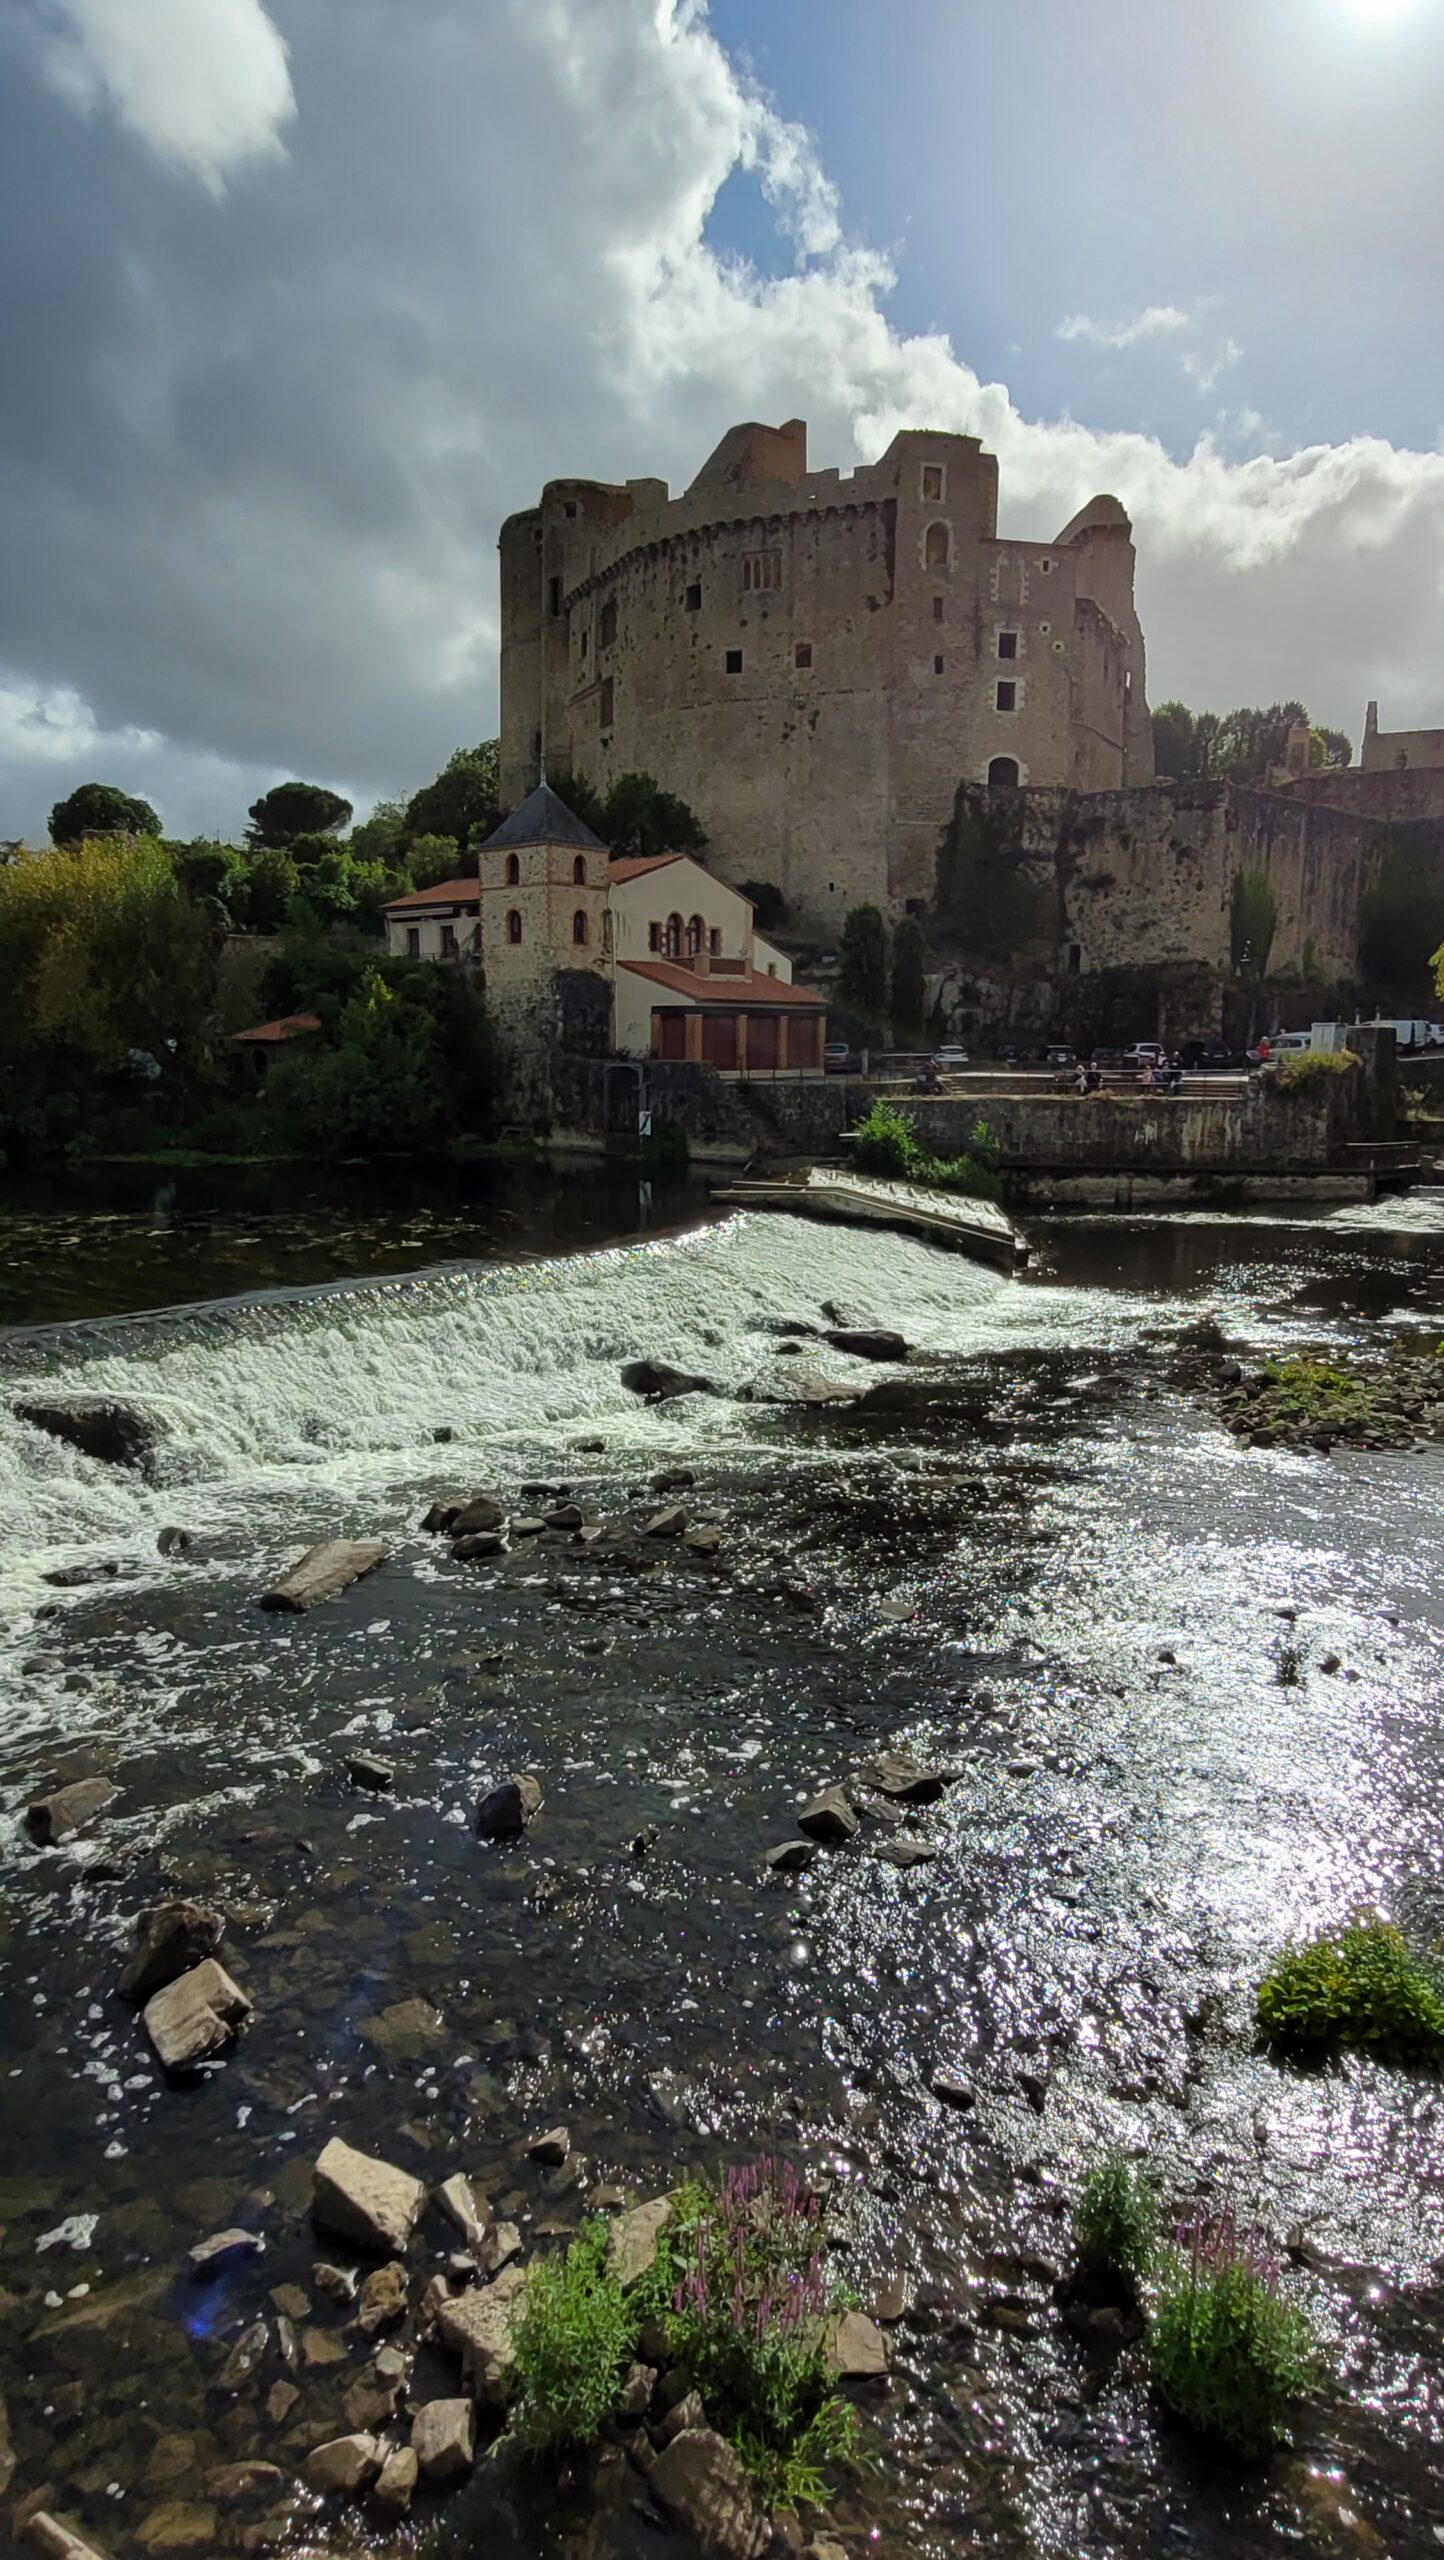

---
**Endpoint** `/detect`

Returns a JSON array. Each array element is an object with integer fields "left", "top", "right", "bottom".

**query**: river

[{"left": 1, "top": 1171, "right": 1443, "bottom": 2559}]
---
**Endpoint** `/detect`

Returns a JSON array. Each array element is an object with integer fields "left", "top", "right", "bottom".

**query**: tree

[
  {"left": 546, "top": 766, "right": 607, "bottom": 836},
  {"left": 247, "top": 781, "right": 352, "bottom": 848},
  {"left": 171, "top": 840, "right": 248, "bottom": 916},
  {"left": 403, "top": 741, "right": 500, "bottom": 857},
  {"left": 0, "top": 835, "right": 220, "bottom": 1078},
  {"left": 349, "top": 797, "right": 408, "bottom": 865},
  {"left": 739, "top": 880, "right": 787, "bottom": 930},
  {"left": 1152, "top": 700, "right": 1352, "bottom": 785},
  {"left": 49, "top": 782, "right": 160, "bottom": 845},
  {"left": 601, "top": 771, "right": 706, "bottom": 861},
  {"left": 1229, "top": 870, "right": 1278, "bottom": 980},
  {"left": 933, "top": 785, "right": 1039, "bottom": 958},
  {"left": 243, "top": 846, "right": 299, "bottom": 934},
  {"left": 836, "top": 903, "right": 890, "bottom": 1028},
  {"left": 407, "top": 831, "right": 465, "bottom": 889},
  {"left": 890, "top": 915, "right": 927, "bottom": 1044},
  {"left": 1362, "top": 842, "right": 1444, "bottom": 1002},
  {"left": 267, "top": 963, "right": 493, "bottom": 1158}
]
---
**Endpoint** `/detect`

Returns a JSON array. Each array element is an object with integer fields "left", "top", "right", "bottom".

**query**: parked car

[
  {"left": 1045, "top": 1044, "right": 1076, "bottom": 1067},
  {"left": 1123, "top": 1042, "right": 1166, "bottom": 1070},
  {"left": 824, "top": 1042, "right": 860, "bottom": 1073},
  {"left": 931, "top": 1044, "right": 970, "bottom": 1071}
]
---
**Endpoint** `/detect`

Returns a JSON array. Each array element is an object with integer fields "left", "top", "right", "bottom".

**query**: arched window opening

[
  {"left": 505, "top": 853, "right": 520, "bottom": 886},
  {"left": 506, "top": 908, "right": 523, "bottom": 945},
  {"left": 572, "top": 854, "right": 587, "bottom": 885},
  {"left": 687, "top": 913, "right": 705, "bottom": 958},
  {"left": 665, "top": 912, "right": 683, "bottom": 959},
  {"left": 572, "top": 909, "right": 589, "bottom": 946},
  {"left": 924, "top": 522, "right": 950, "bottom": 572},
  {"left": 987, "top": 756, "right": 1020, "bottom": 788}
]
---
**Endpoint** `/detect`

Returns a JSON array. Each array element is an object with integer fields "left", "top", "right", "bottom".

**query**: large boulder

[
  {"left": 312, "top": 2136, "right": 425, "bottom": 2255},
  {"left": 827, "top": 2309, "right": 888, "bottom": 2380},
  {"left": 449, "top": 1495, "right": 506, "bottom": 1537},
  {"left": 24, "top": 1778, "right": 120, "bottom": 1846},
  {"left": 824, "top": 1328, "right": 909, "bottom": 1362},
  {"left": 476, "top": 1774, "right": 543, "bottom": 1838},
  {"left": 143, "top": 1960, "right": 252, "bottom": 2071},
  {"left": 620, "top": 1360, "right": 714, "bottom": 1401},
  {"left": 435, "top": 2261, "right": 528, "bottom": 2405},
  {"left": 648, "top": 2428, "right": 771, "bottom": 2560},
  {"left": 410, "top": 2397, "right": 475, "bottom": 2482},
  {"left": 303, "top": 2435, "right": 383, "bottom": 2496},
  {"left": 258, "top": 1540, "right": 386, "bottom": 1611},
  {"left": 119, "top": 1901, "right": 224, "bottom": 2002},
  {"left": 15, "top": 1397, "right": 158, "bottom": 1474},
  {"left": 796, "top": 1786, "right": 858, "bottom": 1845}
]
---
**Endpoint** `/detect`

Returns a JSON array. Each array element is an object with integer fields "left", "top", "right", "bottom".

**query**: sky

[{"left": 3, "top": 0, "right": 1444, "bottom": 842}]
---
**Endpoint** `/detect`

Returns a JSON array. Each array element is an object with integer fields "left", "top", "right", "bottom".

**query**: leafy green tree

[
  {"left": 836, "top": 903, "right": 889, "bottom": 1028},
  {"left": 933, "top": 785, "right": 1039, "bottom": 957},
  {"left": 403, "top": 741, "right": 500, "bottom": 857},
  {"left": 890, "top": 914, "right": 927, "bottom": 1044},
  {"left": 246, "top": 781, "right": 352, "bottom": 848},
  {"left": 171, "top": 840, "right": 249, "bottom": 916},
  {"left": 242, "top": 846, "right": 299, "bottom": 934},
  {"left": 1362, "top": 841, "right": 1444, "bottom": 1001},
  {"left": 49, "top": 782, "right": 161, "bottom": 845},
  {"left": 270, "top": 969, "right": 445, "bottom": 1156},
  {"left": 546, "top": 766, "right": 608, "bottom": 836},
  {"left": 348, "top": 797, "right": 408, "bottom": 865},
  {"left": 1153, "top": 700, "right": 1352, "bottom": 784},
  {"left": 0, "top": 836, "right": 219, "bottom": 1078},
  {"left": 407, "top": 831, "right": 465, "bottom": 889},
  {"left": 601, "top": 771, "right": 706, "bottom": 861},
  {"left": 1229, "top": 869, "right": 1278, "bottom": 980}
]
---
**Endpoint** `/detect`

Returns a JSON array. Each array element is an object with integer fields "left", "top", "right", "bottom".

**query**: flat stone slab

[
  {"left": 608, "top": 2195, "right": 673, "bottom": 2288},
  {"left": 648, "top": 2427, "right": 771, "bottom": 2560},
  {"left": 258, "top": 1539, "right": 385, "bottom": 1612},
  {"left": 312, "top": 2136, "right": 425, "bottom": 2255},
  {"left": 188, "top": 2228, "right": 263, "bottom": 2278},
  {"left": 827, "top": 2308, "right": 889, "bottom": 2380},
  {"left": 143, "top": 1959, "right": 252, "bottom": 2071},
  {"left": 25, "top": 1778, "right": 120, "bottom": 1845},
  {"left": 26, "top": 2519, "right": 112, "bottom": 2560}
]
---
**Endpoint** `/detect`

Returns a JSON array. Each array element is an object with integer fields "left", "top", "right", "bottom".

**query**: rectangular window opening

[
  {"left": 599, "top": 597, "right": 617, "bottom": 649},
  {"left": 997, "top": 630, "right": 1018, "bottom": 660},
  {"left": 932, "top": 595, "right": 944, "bottom": 622},
  {"left": 725, "top": 648, "right": 743, "bottom": 674},
  {"left": 933, "top": 654, "right": 944, "bottom": 675},
  {"left": 563, "top": 501, "right": 578, "bottom": 519},
  {"left": 599, "top": 676, "right": 614, "bottom": 728},
  {"left": 440, "top": 924, "right": 457, "bottom": 958},
  {"left": 405, "top": 927, "right": 420, "bottom": 959},
  {"left": 685, "top": 581, "right": 702, "bottom": 611},
  {"left": 794, "top": 641, "right": 812, "bottom": 669},
  {"left": 547, "top": 576, "right": 561, "bottom": 618},
  {"left": 996, "top": 680, "right": 1017, "bottom": 711},
  {"left": 921, "top": 465, "right": 944, "bottom": 501}
]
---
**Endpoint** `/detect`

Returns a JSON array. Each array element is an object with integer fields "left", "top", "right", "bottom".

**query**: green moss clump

[
  {"left": 1256, "top": 1918, "right": 1444, "bottom": 2062},
  {"left": 1260, "top": 1357, "right": 1376, "bottom": 1426}
]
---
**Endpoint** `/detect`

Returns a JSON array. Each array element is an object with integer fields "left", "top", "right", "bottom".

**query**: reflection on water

[{"left": 0, "top": 1184, "right": 1442, "bottom": 2559}]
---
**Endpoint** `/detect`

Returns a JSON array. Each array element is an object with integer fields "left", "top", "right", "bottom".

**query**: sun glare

[{"left": 1339, "top": 0, "right": 1419, "bottom": 20}]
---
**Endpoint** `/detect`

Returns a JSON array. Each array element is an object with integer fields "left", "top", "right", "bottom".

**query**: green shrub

[
  {"left": 1256, "top": 1918, "right": 1444, "bottom": 2062},
  {"left": 850, "top": 1099, "right": 1001, "bottom": 1199},
  {"left": 1275, "top": 1049, "right": 1359, "bottom": 1091},
  {"left": 661, "top": 2159, "right": 860, "bottom": 2507},
  {"left": 1074, "top": 2153, "right": 1157, "bottom": 2289},
  {"left": 851, "top": 1097, "right": 918, "bottom": 1178},
  {"left": 1260, "top": 1357, "right": 1374, "bottom": 1426},
  {"left": 1150, "top": 2210, "right": 1315, "bottom": 2455},
  {"left": 509, "top": 2219, "right": 633, "bottom": 2452}
]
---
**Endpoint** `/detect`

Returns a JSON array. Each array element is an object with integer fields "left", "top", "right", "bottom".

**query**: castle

[{"left": 499, "top": 419, "right": 1153, "bottom": 933}]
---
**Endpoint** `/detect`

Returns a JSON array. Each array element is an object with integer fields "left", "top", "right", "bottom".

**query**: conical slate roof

[{"left": 480, "top": 782, "right": 607, "bottom": 853}]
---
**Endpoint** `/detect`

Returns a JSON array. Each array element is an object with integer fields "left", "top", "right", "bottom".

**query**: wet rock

[
  {"left": 303, "top": 2435, "right": 383, "bottom": 2496},
  {"left": 411, "top": 2397, "right": 474, "bottom": 2482},
  {"left": 25, "top": 1778, "right": 120, "bottom": 1846},
  {"left": 827, "top": 2310, "right": 888, "bottom": 2380},
  {"left": 476, "top": 1773, "right": 543, "bottom": 1838},
  {"left": 662, "top": 2389, "right": 706, "bottom": 2440},
  {"left": 481, "top": 2219, "right": 523, "bottom": 2275},
  {"left": 144, "top": 1959, "right": 252, "bottom": 2071},
  {"left": 264, "top": 2380, "right": 298, "bottom": 2425},
  {"left": 372, "top": 2445, "right": 418, "bottom": 2514},
  {"left": 121, "top": 1901, "right": 225, "bottom": 2002},
  {"left": 258, "top": 1540, "right": 386, "bottom": 1612},
  {"left": 526, "top": 2126, "right": 570, "bottom": 2167},
  {"left": 543, "top": 1502, "right": 585, "bottom": 1531},
  {"left": 157, "top": 1526, "right": 192, "bottom": 1557},
  {"left": 609, "top": 2196, "right": 674, "bottom": 2288},
  {"left": 312, "top": 2262, "right": 357, "bottom": 2304},
  {"left": 824, "top": 1328, "right": 909, "bottom": 1361},
  {"left": 1017, "top": 2067, "right": 1051, "bottom": 2113},
  {"left": 620, "top": 1359, "right": 714, "bottom": 1401},
  {"left": 615, "top": 2361, "right": 655, "bottom": 2421},
  {"left": 643, "top": 1504, "right": 688, "bottom": 1538},
  {"left": 652, "top": 1467, "right": 696, "bottom": 1491},
  {"left": 766, "top": 1840, "right": 818, "bottom": 1875},
  {"left": 217, "top": 2318, "right": 269, "bottom": 2392},
  {"left": 302, "top": 2324, "right": 345, "bottom": 2369},
  {"left": 27, "top": 2520, "right": 111, "bottom": 2560},
  {"left": 684, "top": 1525, "right": 724, "bottom": 1556},
  {"left": 453, "top": 1530, "right": 507, "bottom": 1560},
  {"left": 344, "top": 2371, "right": 402, "bottom": 2432},
  {"left": 449, "top": 1495, "right": 507, "bottom": 1537},
  {"left": 17, "top": 1396, "right": 158, "bottom": 1474},
  {"left": 43, "top": 1559, "right": 141, "bottom": 1588},
  {"left": 433, "top": 1426, "right": 455, "bottom": 1442},
  {"left": 873, "top": 1839, "right": 938, "bottom": 1870},
  {"left": 357, "top": 2260, "right": 408, "bottom": 2334},
  {"left": 572, "top": 1436, "right": 606, "bottom": 1453},
  {"left": 796, "top": 1787, "right": 858, "bottom": 1845},
  {"left": 362, "top": 1997, "right": 443, "bottom": 2064},
  {"left": 0, "top": 2389, "right": 12, "bottom": 2497},
  {"left": 769, "top": 1371, "right": 862, "bottom": 1408},
  {"left": 865, "top": 1752, "right": 947, "bottom": 1804},
  {"left": 313, "top": 2136, "right": 426, "bottom": 2256},
  {"left": 133, "top": 2506, "right": 215, "bottom": 2555},
  {"left": 510, "top": 1516, "right": 545, "bottom": 1537},
  {"left": 437, "top": 2173, "right": 487, "bottom": 2251},
  {"left": 930, "top": 2074, "right": 974, "bottom": 2110},
  {"left": 648, "top": 2427, "right": 771, "bottom": 2560},
  {"left": 345, "top": 1754, "right": 393, "bottom": 1792},
  {"left": 188, "top": 2227, "right": 262, "bottom": 2278},
  {"left": 421, "top": 1501, "right": 459, "bottom": 1533},
  {"left": 205, "top": 2464, "right": 283, "bottom": 2509},
  {"left": 435, "top": 2261, "right": 528, "bottom": 2404}
]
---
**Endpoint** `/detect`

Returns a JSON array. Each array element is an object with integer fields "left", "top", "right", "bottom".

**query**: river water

[{"left": 2, "top": 1173, "right": 1443, "bottom": 2560}]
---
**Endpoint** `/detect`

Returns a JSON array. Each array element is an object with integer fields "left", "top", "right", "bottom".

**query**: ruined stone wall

[{"left": 1276, "top": 766, "right": 1444, "bottom": 826}]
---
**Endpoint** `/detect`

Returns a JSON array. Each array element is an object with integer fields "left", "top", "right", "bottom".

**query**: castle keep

[{"left": 499, "top": 419, "right": 1154, "bottom": 932}]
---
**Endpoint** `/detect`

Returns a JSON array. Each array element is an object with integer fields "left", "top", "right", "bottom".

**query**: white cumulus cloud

[
  {"left": 43, "top": 0, "right": 295, "bottom": 193},
  {"left": 1057, "top": 306, "right": 1194, "bottom": 349}
]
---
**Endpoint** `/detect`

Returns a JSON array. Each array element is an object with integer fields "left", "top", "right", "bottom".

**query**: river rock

[
  {"left": 643, "top": 1504, "right": 687, "bottom": 1537},
  {"left": 476, "top": 1773, "right": 543, "bottom": 1837},
  {"left": 144, "top": 1959, "right": 252, "bottom": 2070},
  {"left": 648, "top": 2427, "right": 770, "bottom": 2560},
  {"left": 411, "top": 2396, "right": 475, "bottom": 2481},
  {"left": 303, "top": 2434, "right": 383, "bottom": 2496},
  {"left": 873, "top": 1839, "right": 939, "bottom": 1870},
  {"left": 133, "top": 2506, "right": 215, "bottom": 2556},
  {"left": 312, "top": 2261, "right": 357, "bottom": 2303},
  {"left": 449, "top": 1495, "right": 506, "bottom": 1536},
  {"left": 372, "top": 2445, "right": 418, "bottom": 2514},
  {"left": 766, "top": 1840, "right": 817, "bottom": 1874},
  {"left": 796, "top": 1786, "right": 858, "bottom": 1845},
  {"left": 435, "top": 2261, "right": 528, "bottom": 2404},
  {"left": 25, "top": 1778, "right": 120, "bottom": 1845},
  {"left": 188, "top": 2227, "right": 263, "bottom": 2278},
  {"left": 615, "top": 2360, "right": 655, "bottom": 2420},
  {"left": 481, "top": 2218, "right": 523, "bottom": 2275},
  {"left": 684, "top": 1524, "right": 724, "bottom": 1555},
  {"left": 608, "top": 2195, "right": 673, "bottom": 2287},
  {"left": 16, "top": 1395, "right": 158, "bottom": 1473},
  {"left": 436, "top": 2172, "right": 487, "bottom": 2251},
  {"left": 356, "top": 2259, "right": 408, "bottom": 2334},
  {"left": 27, "top": 2520, "right": 112, "bottom": 2560},
  {"left": 204, "top": 2464, "right": 283, "bottom": 2509},
  {"left": 121, "top": 1901, "right": 225, "bottom": 2001},
  {"left": 421, "top": 1501, "right": 459, "bottom": 1533},
  {"left": 825, "top": 1328, "right": 909, "bottom": 1361},
  {"left": 453, "top": 1530, "right": 507, "bottom": 1559},
  {"left": 525, "top": 2125, "right": 570, "bottom": 2166},
  {"left": 652, "top": 1466, "right": 696, "bottom": 1490},
  {"left": 157, "top": 1525, "right": 192, "bottom": 1556},
  {"left": 620, "top": 1359, "right": 714, "bottom": 1401},
  {"left": 543, "top": 1502, "right": 584, "bottom": 1531},
  {"left": 313, "top": 2137, "right": 425, "bottom": 2255},
  {"left": 259, "top": 1539, "right": 386, "bottom": 1611},
  {"left": 827, "top": 2309, "right": 888, "bottom": 2380},
  {"left": 929, "top": 2073, "right": 975, "bottom": 2110},
  {"left": 217, "top": 2318, "right": 268, "bottom": 2391},
  {"left": 865, "top": 1752, "right": 947, "bottom": 1803}
]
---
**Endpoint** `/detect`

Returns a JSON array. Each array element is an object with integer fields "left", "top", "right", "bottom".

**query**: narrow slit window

[
  {"left": 932, "top": 595, "right": 944, "bottom": 622},
  {"left": 933, "top": 654, "right": 944, "bottom": 675},
  {"left": 506, "top": 909, "right": 523, "bottom": 944},
  {"left": 921, "top": 465, "right": 944, "bottom": 501},
  {"left": 685, "top": 581, "right": 702, "bottom": 611},
  {"left": 572, "top": 910, "right": 589, "bottom": 946},
  {"left": 599, "top": 676, "right": 614, "bottom": 727},
  {"left": 794, "top": 641, "right": 812, "bottom": 669},
  {"left": 599, "top": 596, "right": 617, "bottom": 648}
]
